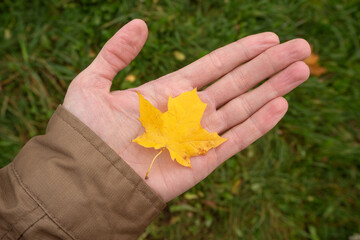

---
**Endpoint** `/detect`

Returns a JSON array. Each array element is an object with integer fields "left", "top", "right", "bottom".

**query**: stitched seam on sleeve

[
  {"left": 55, "top": 110, "right": 163, "bottom": 212},
  {"left": 0, "top": 205, "right": 40, "bottom": 240},
  {"left": 11, "top": 206, "right": 39, "bottom": 226},
  {"left": 11, "top": 164, "right": 78, "bottom": 240},
  {"left": 16, "top": 213, "right": 47, "bottom": 240}
]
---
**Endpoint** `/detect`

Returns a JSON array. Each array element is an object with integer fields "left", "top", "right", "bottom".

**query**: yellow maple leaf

[{"left": 133, "top": 89, "right": 227, "bottom": 179}]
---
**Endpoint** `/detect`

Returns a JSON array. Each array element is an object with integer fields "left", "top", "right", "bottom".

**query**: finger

[
  {"left": 204, "top": 38, "right": 311, "bottom": 108},
  {"left": 85, "top": 19, "right": 148, "bottom": 86},
  {"left": 212, "top": 61, "right": 309, "bottom": 134},
  {"left": 170, "top": 32, "right": 280, "bottom": 88},
  {"left": 215, "top": 97, "right": 288, "bottom": 165}
]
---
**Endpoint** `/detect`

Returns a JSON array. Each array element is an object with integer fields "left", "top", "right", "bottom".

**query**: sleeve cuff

[{"left": 13, "top": 105, "right": 166, "bottom": 240}]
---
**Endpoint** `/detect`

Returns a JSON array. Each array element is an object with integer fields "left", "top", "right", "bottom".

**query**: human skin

[{"left": 63, "top": 19, "right": 311, "bottom": 202}]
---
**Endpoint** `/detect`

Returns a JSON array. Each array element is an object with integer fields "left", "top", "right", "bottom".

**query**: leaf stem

[{"left": 145, "top": 148, "right": 165, "bottom": 180}]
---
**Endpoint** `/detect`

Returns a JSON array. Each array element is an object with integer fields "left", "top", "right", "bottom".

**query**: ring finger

[{"left": 203, "top": 60, "right": 309, "bottom": 134}]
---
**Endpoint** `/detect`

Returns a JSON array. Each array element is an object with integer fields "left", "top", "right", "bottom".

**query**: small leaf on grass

[
  {"left": 125, "top": 74, "right": 136, "bottom": 82},
  {"left": 184, "top": 192, "right": 198, "bottom": 200},
  {"left": 169, "top": 204, "right": 198, "bottom": 213},
  {"left": 231, "top": 179, "right": 243, "bottom": 195},
  {"left": 173, "top": 50, "right": 186, "bottom": 61},
  {"left": 88, "top": 49, "right": 96, "bottom": 58},
  {"left": 170, "top": 216, "right": 181, "bottom": 224},
  {"left": 133, "top": 89, "right": 227, "bottom": 179},
  {"left": 304, "top": 50, "right": 327, "bottom": 77},
  {"left": 4, "top": 29, "right": 11, "bottom": 39}
]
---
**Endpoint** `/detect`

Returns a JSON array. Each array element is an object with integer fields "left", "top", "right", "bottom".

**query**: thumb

[{"left": 87, "top": 19, "right": 148, "bottom": 83}]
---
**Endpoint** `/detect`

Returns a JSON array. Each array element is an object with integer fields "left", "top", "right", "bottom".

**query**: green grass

[{"left": 1, "top": 0, "right": 359, "bottom": 239}]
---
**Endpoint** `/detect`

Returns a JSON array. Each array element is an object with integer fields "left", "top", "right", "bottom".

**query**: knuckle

[
  {"left": 217, "top": 109, "right": 229, "bottom": 133},
  {"left": 101, "top": 33, "right": 138, "bottom": 69},
  {"left": 103, "top": 42, "right": 132, "bottom": 66},
  {"left": 263, "top": 50, "right": 277, "bottom": 73},
  {"left": 239, "top": 96, "right": 253, "bottom": 117},
  {"left": 230, "top": 67, "right": 248, "bottom": 93},
  {"left": 249, "top": 117, "right": 265, "bottom": 136},
  {"left": 208, "top": 50, "right": 224, "bottom": 71},
  {"left": 230, "top": 128, "right": 245, "bottom": 152}
]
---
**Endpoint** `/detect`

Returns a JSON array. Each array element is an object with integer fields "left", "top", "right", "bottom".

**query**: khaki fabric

[{"left": 0, "top": 105, "right": 166, "bottom": 240}]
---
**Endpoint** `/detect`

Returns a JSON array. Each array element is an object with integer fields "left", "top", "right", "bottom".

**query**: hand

[{"left": 63, "top": 19, "right": 310, "bottom": 202}]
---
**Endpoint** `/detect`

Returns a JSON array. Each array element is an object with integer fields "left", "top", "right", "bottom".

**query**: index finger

[{"left": 172, "top": 32, "right": 280, "bottom": 89}]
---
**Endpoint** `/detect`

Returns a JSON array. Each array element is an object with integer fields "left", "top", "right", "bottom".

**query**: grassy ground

[{"left": 1, "top": 0, "right": 359, "bottom": 239}]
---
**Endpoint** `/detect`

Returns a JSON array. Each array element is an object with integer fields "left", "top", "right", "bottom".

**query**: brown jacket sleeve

[{"left": 0, "top": 105, "right": 166, "bottom": 240}]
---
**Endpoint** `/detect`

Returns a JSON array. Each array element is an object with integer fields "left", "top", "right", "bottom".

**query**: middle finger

[{"left": 204, "top": 38, "right": 311, "bottom": 108}]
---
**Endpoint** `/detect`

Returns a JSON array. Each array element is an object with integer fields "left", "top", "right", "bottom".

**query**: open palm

[{"left": 63, "top": 19, "right": 310, "bottom": 202}]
